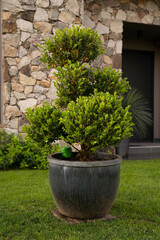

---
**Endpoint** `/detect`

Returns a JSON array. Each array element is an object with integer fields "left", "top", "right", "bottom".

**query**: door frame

[
  {"left": 123, "top": 24, "right": 160, "bottom": 142},
  {"left": 122, "top": 49, "right": 154, "bottom": 142}
]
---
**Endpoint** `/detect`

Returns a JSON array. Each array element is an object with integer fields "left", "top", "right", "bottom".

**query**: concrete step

[
  {"left": 127, "top": 143, "right": 160, "bottom": 160},
  {"left": 129, "top": 145, "right": 160, "bottom": 154}
]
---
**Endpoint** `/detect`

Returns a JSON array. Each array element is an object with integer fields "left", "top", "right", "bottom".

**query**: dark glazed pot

[
  {"left": 48, "top": 152, "right": 122, "bottom": 220},
  {"left": 117, "top": 138, "right": 130, "bottom": 157}
]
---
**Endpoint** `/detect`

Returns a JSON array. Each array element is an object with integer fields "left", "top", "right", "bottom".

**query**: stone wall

[
  {"left": 2, "top": 0, "right": 160, "bottom": 134},
  {"left": 84, "top": 0, "right": 160, "bottom": 69}
]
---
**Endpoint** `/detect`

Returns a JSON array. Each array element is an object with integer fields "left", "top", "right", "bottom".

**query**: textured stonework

[{"left": 2, "top": 0, "right": 160, "bottom": 133}]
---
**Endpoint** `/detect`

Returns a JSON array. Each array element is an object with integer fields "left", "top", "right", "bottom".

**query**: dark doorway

[{"left": 122, "top": 49, "right": 154, "bottom": 142}]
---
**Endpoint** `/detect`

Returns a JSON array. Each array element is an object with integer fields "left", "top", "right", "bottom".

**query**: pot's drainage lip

[{"left": 51, "top": 209, "right": 116, "bottom": 224}]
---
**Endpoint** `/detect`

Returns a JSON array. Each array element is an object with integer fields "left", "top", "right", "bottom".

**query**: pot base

[{"left": 51, "top": 209, "right": 116, "bottom": 224}]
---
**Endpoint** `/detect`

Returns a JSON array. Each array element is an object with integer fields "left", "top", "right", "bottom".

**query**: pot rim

[{"left": 48, "top": 152, "right": 122, "bottom": 168}]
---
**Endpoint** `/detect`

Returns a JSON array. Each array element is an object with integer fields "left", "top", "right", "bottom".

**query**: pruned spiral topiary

[
  {"left": 38, "top": 25, "right": 105, "bottom": 68},
  {"left": 55, "top": 62, "right": 130, "bottom": 107},
  {"left": 23, "top": 25, "right": 134, "bottom": 161},
  {"left": 61, "top": 91, "right": 133, "bottom": 161}
]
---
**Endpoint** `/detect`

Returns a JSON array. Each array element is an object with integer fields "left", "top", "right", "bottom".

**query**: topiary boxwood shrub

[{"left": 61, "top": 91, "right": 133, "bottom": 161}]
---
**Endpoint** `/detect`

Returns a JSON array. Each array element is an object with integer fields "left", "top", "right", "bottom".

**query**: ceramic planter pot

[
  {"left": 117, "top": 138, "right": 130, "bottom": 157},
  {"left": 48, "top": 152, "right": 122, "bottom": 220}
]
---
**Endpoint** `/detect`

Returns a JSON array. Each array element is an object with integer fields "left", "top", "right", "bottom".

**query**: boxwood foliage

[
  {"left": 22, "top": 102, "right": 64, "bottom": 147},
  {"left": 61, "top": 91, "right": 133, "bottom": 161},
  {"left": 55, "top": 61, "right": 130, "bottom": 107},
  {"left": 0, "top": 130, "right": 60, "bottom": 170},
  {"left": 38, "top": 25, "right": 105, "bottom": 68}
]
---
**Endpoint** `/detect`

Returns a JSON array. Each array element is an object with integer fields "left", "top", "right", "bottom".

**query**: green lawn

[{"left": 0, "top": 160, "right": 160, "bottom": 240}]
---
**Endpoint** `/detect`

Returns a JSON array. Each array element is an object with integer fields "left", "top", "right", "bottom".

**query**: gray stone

[
  {"left": 3, "top": 33, "right": 20, "bottom": 48},
  {"left": 50, "top": 0, "right": 63, "bottom": 7},
  {"left": 11, "top": 83, "right": 24, "bottom": 92},
  {"left": 18, "top": 99, "right": 37, "bottom": 113},
  {"left": 48, "top": 68, "right": 58, "bottom": 80},
  {"left": 112, "top": 54, "right": 122, "bottom": 69},
  {"left": 14, "top": 91, "right": 26, "bottom": 100},
  {"left": 20, "top": 64, "right": 31, "bottom": 77},
  {"left": 95, "top": 23, "right": 109, "bottom": 34},
  {"left": 116, "top": 9, "right": 126, "bottom": 20},
  {"left": 34, "top": 22, "right": 52, "bottom": 33},
  {"left": 31, "top": 50, "right": 41, "bottom": 59},
  {"left": 37, "top": 95, "right": 46, "bottom": 104},
  {"left": 6, "top": 58, "right": 17, "bottom": 66},
  {"left": 24, "top": 86, "right": 33, "bottom": 95},
  {"left": 16, "top": 19, "right": 33, "bottom": 32},
  {"left": 2, "top": 0, "right": 23, "bottom": 13},
  {"left": 27, "top": 93, "right": 36, "bottom": 98},
  {"left": 91, "top": 55, "right": 104, "bottom": 68},
  {"left": 31, "top": 57, "right": 41, "bottom": 65},
  {"left": 127, "top": 11, "right": 140, "bottom": 23},
  {"left": 154, "top": 11, "right": 160, "bottom": 17},
  {"left": 103, "top": 55, "right": 112, "bottom": 66},
  {"left": 3, "top": 44, "right": 17, "bottom": 57},
  {"left": 105, "top": 47, "right": 114, "bottom": 57},
  {"left": 53, "top": 22, "right": 68, "bottom": 30},
  {"left": 18, "top": 56, "right": 32, "bottom": 69},
  {"left": 66, "top": 0, "right": 79, "bottom": 16},
  {"left": 22, "top": 5, "right": 36, "bottom": 11},
  {"left": 38, "top": 80, "right": 50, "bottom": 88},
  {"left": 46, "top": 82, "right": 57, "bottom": 100},
  {"left": 84, "top": 14, "right": 95, "bottom": 29},
  {"left": 22, "top": 0, "right": 34, "bottom": 4},
  {"left": 4, "top": 82, "right": 11, "bottom": 104},
  {"left": 58, "top": 10, "right": 75, "bottom": 24},
  {"left": 2, "top": 21, "right": 17, "bottom": 34},
  {"left": 142, "top": 15, "right": 154, "bottom": 24},
  {"left": 34, "top": 84, "right": 48, "bottom": 94},
  {"left": 34, "top": 8, "right": 48, "bottom": 22},
  {"left": 28, "top": 33, "right": 42, "bottom": 46},
  {"left": 8, "top": 118, "right": 19, "bottom": 129},
  {"left": 19, "top": 73, "right": 36, "bottom": 86},
  {"left": 48, "top": 9, "right": 59, "bottom": 20},
  {"left": 100, "top": 10, "right": 111, "bottom": 19},
  {"left": 4, "top": 128, "right": 18, "bottom": 135},
  {"left": 19, "top": 46, "right": 28, "bottom": 58},
  {"left": 20, "top": 11, "right": 35, "bottom": 23},
  {"left": 153, "top": 17, "right": 160, "bottom": 25},
  {"left": 88, "top": 3, "right": 102, "bottom": 14},
  {"left": 22, "top": 41, "right": 30, "bottom": 50},
  {"left": 3, "top": 58, "right": 11, "bottom": 82},
  {"left": 108, "top": 40, "right": 115, "bottom": 48},
  {"left": 101, "top": 19, "right": 110, "bottom": 27},
  {"left": 146, "top": 1, "right": 159, "bottom": 12},
  {"left": 116, "top": 41, "right": 122, "bottom": 54},
  {"left": 21, "top": 32, "right": 31, "bottom": 42},
  {"left": 110, "top": 21, "right": 123, "bottom": 33},
  {"left": 11, "top": 92, "right": 14, "bottom": 97},
  {"left": 5, "top": 105, "right": 22, "bottom": 119},
  {"left": 31, "top": 71, "right": 47, "bottom": 80},
  {"left": 2, "top": 12, "right": 12, "bottom": 21},
  {"left": 109, "top": 33, "right": 122, "bottom": 40},
  {"left": 107, "top": 7, "right": 113, "bottom": 13},
  {"left": 10, "top": 96, "right": 17, "bottom": 105},
  {"left": 9, "top": 66, "right": 18, "bottom": 76},
  {"left": 36, "top": 0, "right": 49, "bottom": 8}
]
